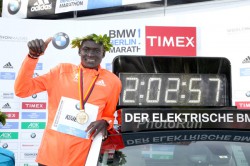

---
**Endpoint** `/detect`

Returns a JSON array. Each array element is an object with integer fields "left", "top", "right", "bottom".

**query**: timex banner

[
  {"left": 145, "top": 26, "right": 196, "bottom": 56},
  {"left": 121, "top": 108, "right": 250, "bottom": 132}
]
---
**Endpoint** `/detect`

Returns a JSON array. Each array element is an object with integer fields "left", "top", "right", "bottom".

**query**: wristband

[{"left": 28, "top": 53, "right": 39, "bottom": 59}]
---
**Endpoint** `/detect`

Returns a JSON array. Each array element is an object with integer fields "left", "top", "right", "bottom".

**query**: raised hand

[{"left": 27, "top": 37, "right": 52, "bottom": 58}]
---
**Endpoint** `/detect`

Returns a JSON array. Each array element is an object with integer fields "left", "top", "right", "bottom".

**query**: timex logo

[
  {"left": 145, "top": 26, "right": 196, "bottom": 56},
  {"left": 22, "top": 102, "right": 46, "bottom": 109}
]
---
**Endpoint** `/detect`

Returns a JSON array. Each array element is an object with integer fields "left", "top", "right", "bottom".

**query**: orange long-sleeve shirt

[{"left": 14, "top": 55, "right": 122, "bottom": 166}]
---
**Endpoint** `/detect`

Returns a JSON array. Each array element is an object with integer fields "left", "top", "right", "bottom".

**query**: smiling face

[{"left": 79, "top": 40, "right": 105, "bottom": 69}]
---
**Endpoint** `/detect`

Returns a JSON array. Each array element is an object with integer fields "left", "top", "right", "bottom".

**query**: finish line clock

[{"left": 113, "top": 55, "right": 232, "bottom": 107}]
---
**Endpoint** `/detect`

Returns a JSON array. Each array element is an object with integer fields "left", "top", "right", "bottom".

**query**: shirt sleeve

[
  {"left": 14, "top": 55, "right": 58, "bottom": 98},
  {"left": 101, "top": 77, "right": 122, "bottom": 130}
]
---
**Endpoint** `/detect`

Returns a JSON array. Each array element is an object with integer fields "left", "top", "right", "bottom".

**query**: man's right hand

[{"left": 27, "top": 37, "right": 52, "bottom": 58}]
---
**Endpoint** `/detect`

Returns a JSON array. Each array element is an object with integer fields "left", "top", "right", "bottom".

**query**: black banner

[
  {"left": 27, "top": 0, "right": 56, "bottom": 18},
  {"left": 121, "top": 108, "right": 250, "bottom": 132}
]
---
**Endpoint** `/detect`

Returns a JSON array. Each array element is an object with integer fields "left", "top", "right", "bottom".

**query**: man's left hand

[{"left": 85, "top": 119, "right": 109, "bottom": 140}]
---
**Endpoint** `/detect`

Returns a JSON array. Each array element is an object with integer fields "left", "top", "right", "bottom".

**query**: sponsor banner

[
  {"left": 55, "top": 0, "right": 87, "bottom": 14},
  {"left": 0, "top": 122, "right": 19, "bottom": 129},
  {"left": 87, "top": 0, "right": 122, "bottom": 10},
  {"left": 0, "top": 92, "right": 15, "bottom": 100},
  {"left": 0, "top": 34, "right": 28, "bottom": 42},
  {"left": 2, "top": 62, "right": 14, "bottom": 69},
  {"left": 240, "top": 68, "right": 250, "bottom": 76},
  {"left": 27, "top": 0, "right": 55, "bottom": 18},
  {"left": 122, "top": 130, "right": 250, "bottom": 146},
  {"left": 2, "top": 0, "right": 28, "bottom": 18},
  {"left": 0, "top": 72, "right": 15, "bottom": 80},
  {"left": 0, "top": 132, "right": 19, "bottom": 139},
  {"left": 145, "top": 26, "right": 196, "bottom": 56},
  {"left": 0, "top": 142, "right": 18, "bottom": 150},
  {"left": 21, "top": 122, "right": 46, "bottom": 129},
  {"left": 2, "top": 0, "right": 162, "bottom": 17},
  {"left": 109, "top": 28, "right": 142, "bottom": 54},
  {"left": 20, "top": 152, "right": 37, "bottom": 160},
  {"left": 22, "top": 112, "right": 46, "bottom": 119},
  {"left": 121, "top": 108, "right": 250, "bottom": 132},
  {"left": 21, "top": 132, "right": 43, "bottom": 140},
  {"left": 242, "top": 56, "right": 250, "bottom": 64},
  {"left": 15, "top": 152, "right": 18, "bottom": 160},
  {"left": 234, "top": 90, "right": 250, "bottom": 101},
  {"left": 235, "top": 101, "right": 250, "bottom": 110},
  {"left": 0, "top": 101, "right": 20, "bottom": 110},
  {"left": 20, "top": 142, "right": 40, "bottom": 150},
  {"left": 4, "top": 112, "right": 20, "bottom": 119},
  {"left": 54, "top": 0, "right": 161, "bottom": 14},
  {"left": 35, "top": 63, "right": 43, "bottom": 70},
  {"left": 105, "top": 63, "right": 112, "bottom": 71},
  {"left": 19, "top": 163, "right": 38, "bottom": 166},
  {"left": 51, "top": 32, "right": 70, "bottom": 50},
  {"left": 21, "top": 92, "right": 47, "bottom": 100},
  {"left": 22, "top": 102, "right": 47, "bottom": 109}
]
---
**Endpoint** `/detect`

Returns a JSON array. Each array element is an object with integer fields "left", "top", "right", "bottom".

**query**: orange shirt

[{"left": 14, "top": 55, "right": 122, "bottom": 166}]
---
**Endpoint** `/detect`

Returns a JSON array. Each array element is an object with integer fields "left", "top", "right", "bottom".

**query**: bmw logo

[
  {"left": 30, "top": 133, "right": 36, "bottom": 138},
  {"left": 246, "top": 91, "right": 250, "bottom": 97},
  {"left": 8, "top": 0, "right": 21, "bottom": 15},
  {"left": 52, "top": 32, "right": 70, "bottom": 49},
  {"left": 32, "top": 94, "right": 37, "bottom": 99},
  {"left": 2, "top": 143, "right": 8, "bottom": 149}
]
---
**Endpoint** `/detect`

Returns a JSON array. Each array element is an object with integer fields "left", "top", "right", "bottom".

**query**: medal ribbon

[{"left": 78, "top": 68, "right": 99, "bottom": 110}]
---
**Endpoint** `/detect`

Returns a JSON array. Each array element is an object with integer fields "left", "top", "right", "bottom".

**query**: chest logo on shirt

[
  {"left": 96, "top": 80, "right": 106, "bottom": 87},
  {"left": 73, "top": 73, "right": 78, "bottom": 82}
]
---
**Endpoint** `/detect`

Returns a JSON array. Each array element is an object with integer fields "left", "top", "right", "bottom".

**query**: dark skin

[
  {"left": 27, "top": 38, "right": 109, "bottom": 140},
  {"left": 79, "top": 40, "right": 106, "bottom": 69}
]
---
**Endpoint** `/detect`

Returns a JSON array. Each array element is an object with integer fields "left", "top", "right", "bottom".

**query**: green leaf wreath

[
  {"left": 0, "top": 110, "right": 7, "bottom": 126},
  {"left": 71, "top": 34, "right": 113, "bottom": 51}
]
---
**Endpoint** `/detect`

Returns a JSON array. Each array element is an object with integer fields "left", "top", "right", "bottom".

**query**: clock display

[
  {"left": 119, "top": 73, "right": 227, "bottom": 106},
  {"left": 113, "top": 55, "right": 232, "bottom": 107}
]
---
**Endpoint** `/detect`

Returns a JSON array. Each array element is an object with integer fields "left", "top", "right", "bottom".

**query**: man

[{"left": 14, "top": 34, "right": 122, "bottom": 166}]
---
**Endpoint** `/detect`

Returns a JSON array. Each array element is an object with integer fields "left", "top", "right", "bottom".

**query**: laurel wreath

[
  {"left": 71, "top": 34, "right": 113, "bottom": 51},
  {"left": 0, "top": 110, "right": 7, "bottom": 126}
]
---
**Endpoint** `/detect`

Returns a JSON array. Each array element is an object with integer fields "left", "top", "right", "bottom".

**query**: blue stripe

[{"left": 57, "top": 124, "right": 87, "bottom": 138}]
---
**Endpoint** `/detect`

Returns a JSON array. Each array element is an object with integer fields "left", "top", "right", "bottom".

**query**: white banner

[{"left": 55, "top": 0, "right": 87, "bottom": 14}]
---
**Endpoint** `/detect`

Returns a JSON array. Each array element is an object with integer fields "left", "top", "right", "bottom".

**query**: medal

[
  {"left": 77, "top": 68, "right": 99, "bottom": 125},
  {"left": 76, "top": 111, "right": 89, "bottom": 124}
]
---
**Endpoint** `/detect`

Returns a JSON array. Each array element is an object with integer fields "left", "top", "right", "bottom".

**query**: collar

[{"left": 78, "top": 64, "right": 101, "bottom": 75}]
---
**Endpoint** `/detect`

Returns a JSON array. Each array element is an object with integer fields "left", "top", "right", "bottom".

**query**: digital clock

[
  {"left": 119, "top": 73, "right": 227, "bottom": 106},
  {"left": 113, "top": 56, "right": 232, "bottom": 107}
]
